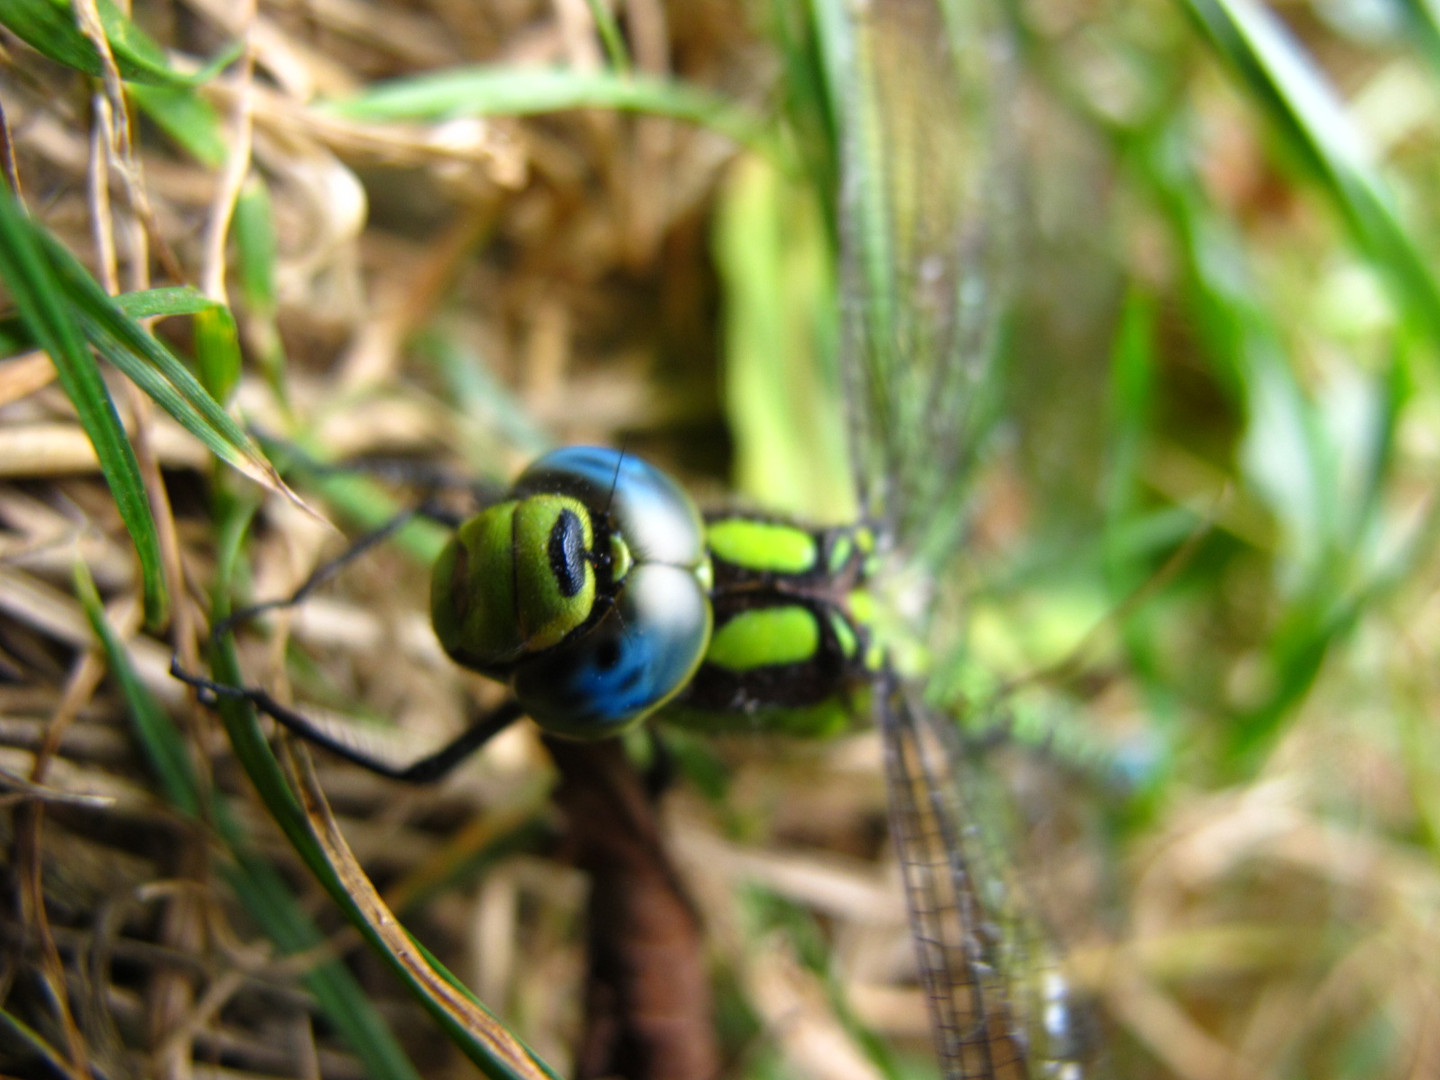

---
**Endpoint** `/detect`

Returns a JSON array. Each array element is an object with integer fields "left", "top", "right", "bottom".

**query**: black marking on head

[
  {"left": 588, "top": 519, "right": 613, "bottom": 585},
  {"left": 549, "top": 509, "right": 587, "bottom": 598}
]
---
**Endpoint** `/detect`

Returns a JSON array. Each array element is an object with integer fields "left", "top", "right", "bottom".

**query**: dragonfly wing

[
  {"left": 830, "top": 2, "right": 1090, "bottom": 1074},
  {"left": 878, "top": 676, "right": 1086, "bottom": 1080},
  {"left": 835, "top": 0, "right": 1018, "bottom": 565}
]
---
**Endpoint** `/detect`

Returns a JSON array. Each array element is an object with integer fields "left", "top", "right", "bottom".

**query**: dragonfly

[
  {"left": 180, "top": 438, "right": 1089, "bottom": 1078},
  {"left": 176, "top": 0, "right": 1095, "bottom": 1077}
]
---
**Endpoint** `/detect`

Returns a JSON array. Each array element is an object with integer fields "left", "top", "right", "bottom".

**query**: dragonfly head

[{"left": 431, "top": 447, "right": 713, "bottom": 739}]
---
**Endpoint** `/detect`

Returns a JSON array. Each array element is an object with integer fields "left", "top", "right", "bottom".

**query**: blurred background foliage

[{"left": 2, "top": 0, "right": 1440, "bottom": 1078}]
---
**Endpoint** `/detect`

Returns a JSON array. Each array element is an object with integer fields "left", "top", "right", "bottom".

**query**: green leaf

[
  {"left": 76, "top": 563, "right": 423, "bottom": 1080},
  {"left": 581, "top": 0, "right": 631, "bottom": 74},
  {"left": 1390, "top": 0, "right": 1440, "bottom": 80},
  {"left": 233, "top": 181, "right": 277, "bottom": 317},
  {"left": 4, "top": 285, "right": 245, "bottom": 410},
  {"left": 1, "top": 0, "right": 201, "bottom": 86},
  {"left": 232, "top": 179, "right": 288, "bottom": 388},
  {"left": 127, "top": 82, "right": 229, "bottom": 166},
  {"left": 1184, "top": 0, "right": 1440, "bottom": 351},
  {"left": 192, "top": 302, "right": 242, "bottom": 404},
  {"left": 33, "top": 252, "right": 293, "bottom": 499},
  {"left": 326, "top": 66, "right": 770, "bottom": 154},
  {"left": 0, "top": 182, "right": 167, "bottom": 626},
  {"left": 715, "top": 153, "right": 850, "bottom": 519}
]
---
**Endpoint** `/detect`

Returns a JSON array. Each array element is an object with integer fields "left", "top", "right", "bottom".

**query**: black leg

[
  {"left": 171, "top": 656, "right": 524, "bottom": 783},
  {"left": 173, "top": 441, "right": 517, "bottom": 783},
  {"left": 211, "top": 499, "right": 454, "bottom": 642}
]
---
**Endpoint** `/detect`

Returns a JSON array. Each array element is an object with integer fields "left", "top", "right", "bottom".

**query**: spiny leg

[
  {"left": 211, "top": 498, "right": 453, "bottom": 642},
  {"left": 172, "top": 657, "right": 524, "bottom": 783},
  {"left": 177, "top": 496, "right": 507, "bottom": 781}
]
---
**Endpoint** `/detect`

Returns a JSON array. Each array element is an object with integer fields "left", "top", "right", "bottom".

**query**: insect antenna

[{"left": 581, "top": 445, "right": 634, "bottom": 633}]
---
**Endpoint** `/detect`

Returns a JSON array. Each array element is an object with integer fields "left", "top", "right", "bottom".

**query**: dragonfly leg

[
  {"left": 210, "top": 500, "right": 453, "bottom": 642},
  {"left": 173, "top": 468, "right": 514, "bottom": 782},
  {"left": 171, "top": 655, "right": 524, "bottom": 783}
]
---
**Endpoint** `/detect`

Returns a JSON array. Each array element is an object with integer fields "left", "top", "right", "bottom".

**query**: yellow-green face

[{"left": 430, "top": 493, "right": 602, "bottom": 677}]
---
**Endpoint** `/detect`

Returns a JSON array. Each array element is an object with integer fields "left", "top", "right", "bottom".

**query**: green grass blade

[
  {"left": 0, "top": 183, "right": 167, "bottom": 626},
  {"left": 4, "top": 285, "right": 246, "bottom": 411},
  {"left": 760, "top": 0, "right": 841, "bottom": 231},
  {"left": 325, "top": 66, "right": 769, "bottom": 154},
  {"left": 111, "top": 286, "right": 224, "bottom": 320},
  {"left": 34, "top": 248, "right": 290, "bottom": 497},
  {"left": 232, "top": 179, "right": 288, "bottom": 391},
  {"left": 714, "top": 154, "right": 850, "bottom": 518},
  {"left": 115, "top": 285, "right": 243, "bottom": 403},
  {"left": 208, "top": 637, "right": 560, "bottom": 1080},
  {"left": 126, "top": 83, "right": 229, "bottom": 167},
  {"left": 0, "top": 0, "right": 205, "bottom": 86},
  {"left": 582, "top": 0, "right": 631, "bottom": 74},
  {"left": 75, "top": 564, "right": 424, "bottom": 1080},
  {"left": 4, "top": 285, "right": 227, "bottom": 344},
  {"left": 1184, "top": 0, "right": 1440, "bottom": 349},
  {"left": 1134, "top": 113, "right": 1415, "bottom": 770},
  {"left": 1393, "top": 0, "right": 1440, "bottom": 74},
  {"left": 191, "top": 301, "right": 242, "bottom": 404},
  {"left": 0, "top": 222, "right": 292, "bottom": 505},
  {"left": 219, "top": 848, "right": 424, "bottom": 1080},
  {"left": 233, "top": 182, "right": 278, "bottom": 318}
]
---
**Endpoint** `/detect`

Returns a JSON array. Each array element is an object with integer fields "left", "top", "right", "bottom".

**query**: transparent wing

[
  {"left": 828, "top": 2, "right": 1088, "bottom": 1074},
  {"left": 877, "top": 677, "right": 1085, "bottom": 1080},
  {"left": 834, "top": 0, "right": 1017, "bottom": 569}
]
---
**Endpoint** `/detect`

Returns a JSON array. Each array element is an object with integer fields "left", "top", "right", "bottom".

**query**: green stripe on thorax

[
  {"left": 706, "top": 606, "right": 819, "bottom": 671},
  {"left": 706, "top": 517, "right": 818, "bottom": 575}
]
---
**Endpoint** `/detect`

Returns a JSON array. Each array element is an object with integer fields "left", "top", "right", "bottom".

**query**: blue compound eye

[
  {"left": 513, "top": 563, "right": 712, "bottom": 738},
  {"left": 516, "top": 447, "right": 708, "bottom": 570}
]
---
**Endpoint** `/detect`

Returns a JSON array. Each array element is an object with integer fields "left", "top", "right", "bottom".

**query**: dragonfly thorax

[{"left": 662, "top": 514, "right": 885, "bottom": 738}]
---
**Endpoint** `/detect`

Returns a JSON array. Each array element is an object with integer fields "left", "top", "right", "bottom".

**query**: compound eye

[
  {"left": 516, "top": 446, "right": 707, "bottom": 569},
  {"left": 512, "top": 564, "right": 712, "bottom": 739}
]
